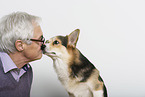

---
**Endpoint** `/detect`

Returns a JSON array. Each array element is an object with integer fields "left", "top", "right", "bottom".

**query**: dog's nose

[{"left": 41, "top": 44, "right": 46, "bottom": 50}]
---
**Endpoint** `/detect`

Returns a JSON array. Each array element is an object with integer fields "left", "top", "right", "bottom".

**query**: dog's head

[{"left": 43, "top": 29, "right": 80, "bottom": 61}]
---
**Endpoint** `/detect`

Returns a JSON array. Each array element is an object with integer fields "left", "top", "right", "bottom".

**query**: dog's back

[
  {"left": 69, "top": 48, "right": 108, "bottom": 97},
  {"left": 44, "top": 29, "right": 107, "bottom": 97}
]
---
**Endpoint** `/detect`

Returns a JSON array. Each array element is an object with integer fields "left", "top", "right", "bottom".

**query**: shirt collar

[
  {"left": 0, "top": 52, "right": 17, "bottom": 73},
  {"left": 0, "top": 52, "right": 30, "bottom": 73}
]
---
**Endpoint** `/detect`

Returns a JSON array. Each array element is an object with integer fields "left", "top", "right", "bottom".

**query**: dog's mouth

[
  {"left": 48, "top": 52, "right": 56, "bottom": 54},
  {"left": 42, "top": 44, "right": 56, "bottom": 57},
  {"left": 43, "top": 51, "right": 56, "bottom": 56}
]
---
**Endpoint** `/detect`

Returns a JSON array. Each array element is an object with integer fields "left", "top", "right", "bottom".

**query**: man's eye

[{"left": 53, "top": 40, "right": 59, "bottom": 45}]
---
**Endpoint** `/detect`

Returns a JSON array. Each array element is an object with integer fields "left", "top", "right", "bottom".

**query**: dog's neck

[
  {"left": 53, "top": 58, "right": 68, "bottom": 69},
  {"left": 52, "top": 58, "right": 70, "bottom": 85}
]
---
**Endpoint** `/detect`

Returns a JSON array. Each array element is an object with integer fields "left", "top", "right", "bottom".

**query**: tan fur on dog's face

[
  {"left": 44, "top": 36, "right": 71, "bottom": 63},
  {"left": 44, "top": 29, "right": 80, "bottom": 62}
]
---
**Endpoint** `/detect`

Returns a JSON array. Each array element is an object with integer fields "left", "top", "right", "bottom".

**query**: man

[{"left": 0, "top": 12, "right": 45, "bottom": 97}]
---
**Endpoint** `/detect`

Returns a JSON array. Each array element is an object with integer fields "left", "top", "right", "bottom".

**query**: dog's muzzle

[{"left": 41, "top": 44, "right": 46, "bottom": 50}]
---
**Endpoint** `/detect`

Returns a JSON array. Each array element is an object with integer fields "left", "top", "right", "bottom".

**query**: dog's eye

[{"left": 53, "top": 40, "right": 59, "bottom": 45}]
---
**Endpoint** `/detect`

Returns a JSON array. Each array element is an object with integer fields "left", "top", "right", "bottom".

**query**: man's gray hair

[{"left": 0, "top": 12, "right": 41, "bottom": 54}]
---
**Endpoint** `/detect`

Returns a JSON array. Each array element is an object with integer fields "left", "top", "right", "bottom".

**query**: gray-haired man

[{"left": 0, "top": 12, "right": 45, "bottom": 97}]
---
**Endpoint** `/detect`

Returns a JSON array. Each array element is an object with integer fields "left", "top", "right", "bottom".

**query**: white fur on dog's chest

[
  {"left": 53, "top": 59, "right": 70, "bottom": 85},
  {"left": 53, "top": 59, "right": 93, "bottom": 97}
]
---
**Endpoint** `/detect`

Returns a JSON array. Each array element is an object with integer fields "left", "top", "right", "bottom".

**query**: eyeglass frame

[{"left": 30, "top": 35, "right": 45, "bottom": 44}]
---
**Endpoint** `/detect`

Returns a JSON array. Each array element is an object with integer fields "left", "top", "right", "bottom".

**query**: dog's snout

[{"left": 41, "top": 44, "right": 46, "bottom": 50}]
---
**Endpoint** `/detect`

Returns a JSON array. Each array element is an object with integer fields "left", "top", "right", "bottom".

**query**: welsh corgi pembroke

[{"left": 43, "top": 29, "right": 108, "bottom": 97}]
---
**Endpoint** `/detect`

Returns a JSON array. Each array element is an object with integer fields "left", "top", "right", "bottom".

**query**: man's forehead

[{"left": 33, "top": 25, "right": 43, "bottom": 38}]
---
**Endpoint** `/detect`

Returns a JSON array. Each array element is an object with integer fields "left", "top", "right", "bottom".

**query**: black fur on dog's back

[
  {"left": 70, "top": 50, "right": 96, "bottom": 82},
  {"left": 99, "top": 76, "right": 108, "bottom": 97},
  {"left": 69, "top": 49, "right": 108, "bottom": 97}
]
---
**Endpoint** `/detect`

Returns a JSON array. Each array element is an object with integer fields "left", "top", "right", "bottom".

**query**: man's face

[{"left": 23, "top": 24, "right": 43, "bottom": 61}]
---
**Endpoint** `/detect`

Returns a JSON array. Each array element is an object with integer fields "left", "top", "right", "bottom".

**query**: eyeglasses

[{"left": 30, "top": 35, "right": 45, "bottom": 43}]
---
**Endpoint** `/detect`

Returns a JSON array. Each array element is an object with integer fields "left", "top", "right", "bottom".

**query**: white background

[{"left": 0, "top": 0, "right": 145, "bottom": 97}]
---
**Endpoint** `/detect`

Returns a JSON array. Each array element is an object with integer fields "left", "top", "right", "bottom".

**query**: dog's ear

[{"left": 68, "top": 29, "right": 80, "bottom": 48}]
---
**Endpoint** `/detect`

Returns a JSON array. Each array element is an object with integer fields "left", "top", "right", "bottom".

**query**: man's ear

[
  {"left": 68, "top": 29, "right": 80, "bottom": 48},
  {"left": 15, "top": 40, "right": 24, "bottom": 52}
]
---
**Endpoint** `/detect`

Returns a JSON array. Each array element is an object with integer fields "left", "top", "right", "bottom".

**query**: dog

[{"left": 43, "top": 29, "right": 108, "bottom": 97}]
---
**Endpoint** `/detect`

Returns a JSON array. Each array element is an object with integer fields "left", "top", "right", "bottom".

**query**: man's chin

[
  {"left": 38, "top": 53, "right": 43, "bottom": 59},
  {"left": 32, "top": 53, "right": 43, "bottom": 61}
]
